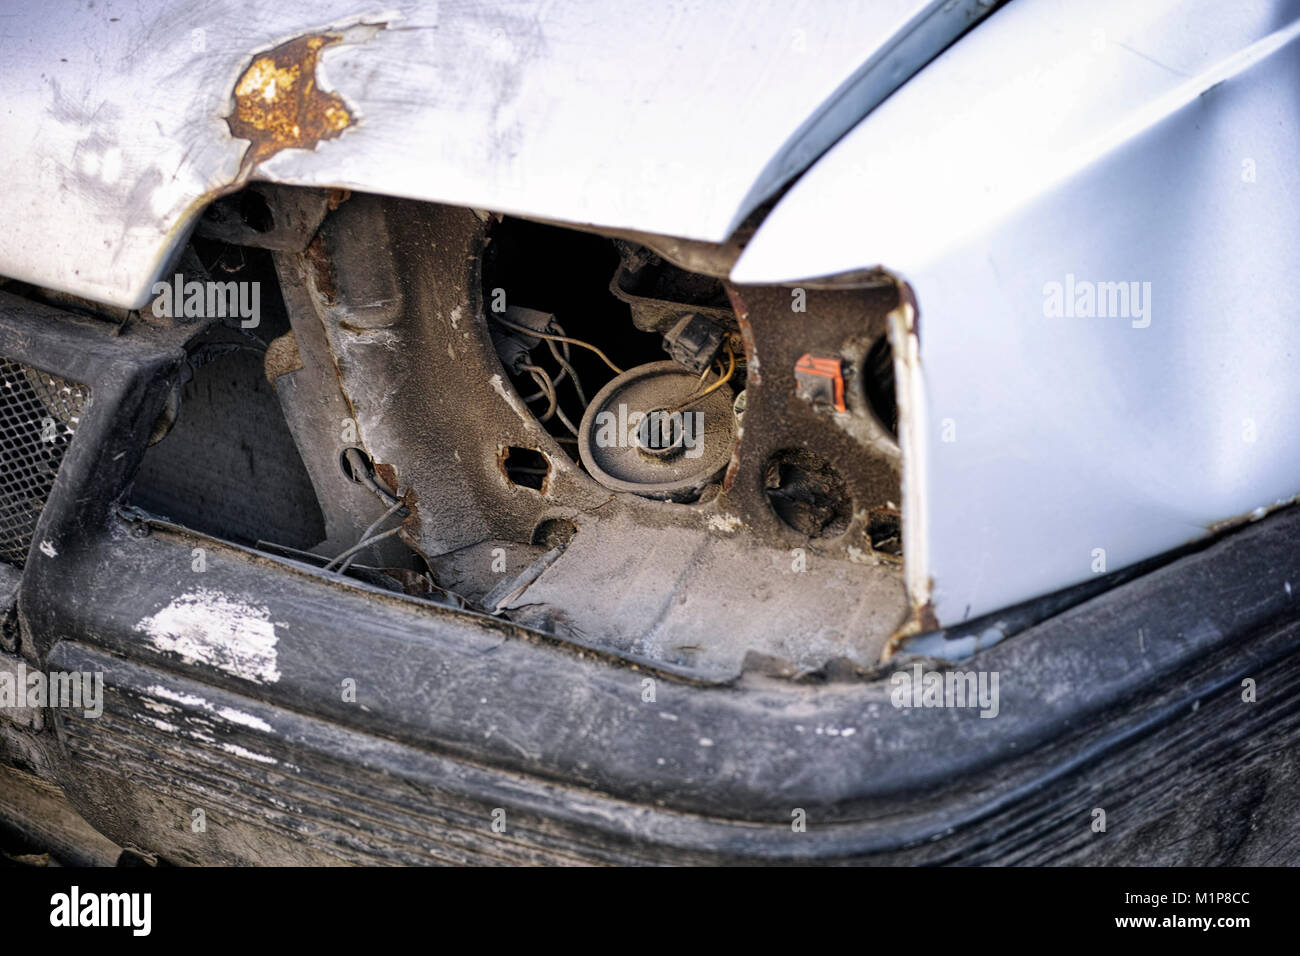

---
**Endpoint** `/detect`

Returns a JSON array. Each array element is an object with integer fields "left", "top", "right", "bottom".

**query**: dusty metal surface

[
  {"left": 196, "top": 184, "right": 344, "bottom": 252},
  {"left": 735, "top": 0, "right": 1300, "bottom": 626},
  {"left": 576, "top": 361, "right": 737, "bottom": 501},
  {"left": 273, "top": 195, "right": 907, "bottom": 678},
  {"left": 608, "top": 255, "right": 736, "bottom": 335},
  {"left": 497, "top": 512, "right": 904, "bottom": 677},
  {"left": 717, "top": 283, "right": 902, "bottom": 559},
  {"left": 0, "top": 0, "right": 1000, "bottom": 309},
  {"left": 268, "top": 240, "right": 413, "bottom": 567}
]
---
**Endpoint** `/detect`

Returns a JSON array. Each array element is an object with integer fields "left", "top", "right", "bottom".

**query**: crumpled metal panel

[
  {"left": 733, "top": 0, "right": 1300, "bottom": 626},
  {"left": 0, "top": 0, "right": 997, "bottom": 309}
]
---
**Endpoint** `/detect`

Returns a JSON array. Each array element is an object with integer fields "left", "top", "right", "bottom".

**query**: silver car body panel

[
  {"left": 734, "top": 0, "right": 1300, "bottom": 626},
  {"left": 0, "top": 0, "right": 996, "bottom": 309}
]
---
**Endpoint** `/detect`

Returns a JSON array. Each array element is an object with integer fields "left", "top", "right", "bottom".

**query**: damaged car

[{"left": 1, "top": 0, "right": 1299, "bottom": 867}]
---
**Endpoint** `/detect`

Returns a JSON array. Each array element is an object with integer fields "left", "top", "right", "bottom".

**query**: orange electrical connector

[{"left": 794, "top": 353, "right": 846, "bottom": 413}]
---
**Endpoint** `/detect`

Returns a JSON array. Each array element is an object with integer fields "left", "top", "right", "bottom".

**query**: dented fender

[
  {"left": 0, "top": 0, "right": 999, "bottom": 309},
  {"left": 734, "top": 0, "right": 1300, "bottom": 629}
]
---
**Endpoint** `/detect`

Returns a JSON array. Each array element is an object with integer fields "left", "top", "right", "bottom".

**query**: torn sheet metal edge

[
  {"left": 734, "top": 0, "right": 1300, "bottom": 628},
  {"left": 885, "top": 295, "right": 934, "bottom": 640}
]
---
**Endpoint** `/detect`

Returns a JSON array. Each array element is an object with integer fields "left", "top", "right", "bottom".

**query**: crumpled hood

[{"left": 0, "top": 0, "right": 997, "bottom": 308}]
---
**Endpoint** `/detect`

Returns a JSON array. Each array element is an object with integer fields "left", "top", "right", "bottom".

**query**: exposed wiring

[
  {"left": 671, "top": 342, "right": 736, "bottom": 414},
  {"left": 490, "top": 313, "right": 624, "bottom": 375},
  {"left": 326, "top": 498, "right": 406, "bottom": 573},
  {"left": 546, "top": 321, "right": 587, "bottom": 407},
  {"left": 554, "top": 402, "right": 580, "bottom": 437},
  {"left": 342, "top": 447, "right": 402, "bottom": 508},
  {"left": 511, "top": 319, "right": 586, "bottom": 429},
  {"left": 522, "top": 364, "right": 557, "bottom": 421},
  {"left": 546, "top": 337, "right": 588, "bottom": 407},
  {"left": 497, "top": 312, "right": 739, "bottom": 446},
  {"left": 549, "top": 321, "right": 574, "bottom": 363},
  {"left": 522, "top": 365, "right": 567, "bottom": 402},
  {"left": 335, "top": 526, "right": 403, "bottom": 575}
]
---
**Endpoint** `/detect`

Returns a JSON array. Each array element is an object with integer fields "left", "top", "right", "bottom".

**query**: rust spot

[
  {"left": 228, "top": 34, "right": 355, "bottom": 169},
  {"left": 912, "top": 599, "right": 939, "bottom": 634},
  {"left": 1204, "top": 498, "right": 1297, "bottom": 535},
  {"left": 400, "top": 487, "right": 422, "bottom": 542},
  {"left": 303, "top": 234, "right": 337, "bottom": 304},
  {"left": 724, "top": 284, "right": 760, "bottom": 386},
  {"left": 372, "top": 461, "right": 399, "bottom": 497},
  {"left": 721, "top": 451, "right": 740, "bottom": 494},
  {"left": 882, "top": 582, "right": 940, "bottom": 661}
]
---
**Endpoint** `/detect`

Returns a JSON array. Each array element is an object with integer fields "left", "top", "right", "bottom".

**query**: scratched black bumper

[{"left": 6, "top": 290, "right": 1300, "bottom": 865}]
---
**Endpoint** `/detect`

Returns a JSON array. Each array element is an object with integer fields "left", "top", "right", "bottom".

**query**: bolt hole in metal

[
  {"left": 338, "top": 445, "right": 404, "bottom": 508},
  {"left": 531, "top": 517, "right": 577, "bottom": 549},
  {"left": 502, "top": 446, "right": 550, "bottom": 491},
  {"left": 339, "top": 446, "right": 372, "bottom": 483},
  {"left": 867, "top": 507, "right": 902, "bottom": 555},
  {"left": 763, "top": 448, "right": 853, "bottom": 538}
]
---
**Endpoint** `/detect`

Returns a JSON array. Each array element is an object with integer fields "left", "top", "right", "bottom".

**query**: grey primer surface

[
  {"left": 735, "top": 0, "right": 1300, "bottom": 626},
  {"left": 0, "top": 0, "right": 997, "bottom": 309}
]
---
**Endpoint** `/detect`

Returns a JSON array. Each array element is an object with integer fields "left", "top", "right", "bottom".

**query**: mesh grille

[{"left": 0, "top": 358, "right": 90, "bottom": 566}]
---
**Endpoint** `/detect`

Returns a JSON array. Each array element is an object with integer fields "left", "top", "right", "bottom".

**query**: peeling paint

[
  {"left": 882, "top": 584, "right": 940, "bottom": 661},
  {"left": 226, "top": 26, "right": 380, "bottom": 170},
  {"left": 140, "top": 716, "right": 179, "bottom": 735},
  {"left": 145, "top": 684, "right": 274, "bottom": 732},
  {"left": 489, "top": 373, "right": 535, "bottom": 430},
  {"left": 1205, "top": 496, "right": 1300, "bottom": 535},
  {"left": 707, "top": 513, "right": 743, "bottom": 533},
  {"left": 135, "top": 589, "right": 282, "bottom": 684},
  {"left": 337, "top": 324, "right": 401, "bottom": 349},
  {"left": 220, "top": 742, "right": 279, "bottom": 764}
]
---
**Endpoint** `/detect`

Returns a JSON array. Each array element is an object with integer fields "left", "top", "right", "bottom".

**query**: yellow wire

[
  {"left": 490, "top": 313, "right": 624, "bottom": 375},
  {"left": 672, "top": 343, "right": 735, "bottom": 413}
]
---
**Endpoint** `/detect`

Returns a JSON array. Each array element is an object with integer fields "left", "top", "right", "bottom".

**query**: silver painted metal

[
  {"left": 0, "top": 0, "right": 996, "bottom": 309},
  {"left": 734, "top": 0, "right": 1300, "bottom": 627}
]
